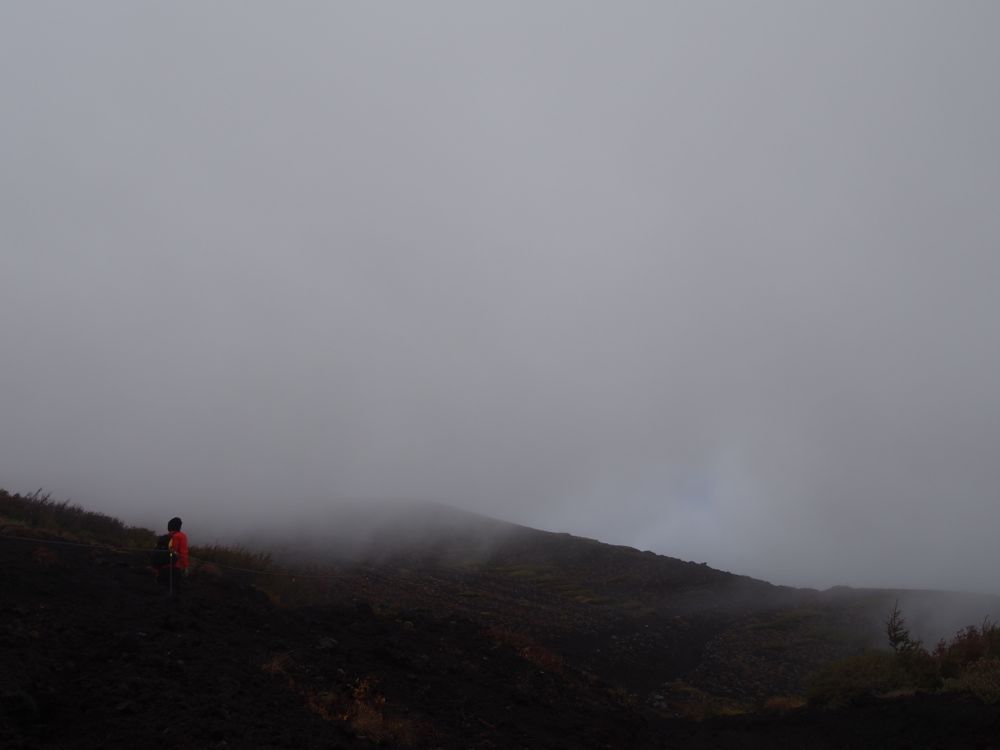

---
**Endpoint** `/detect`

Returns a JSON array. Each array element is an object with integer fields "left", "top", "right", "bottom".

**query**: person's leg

[{"left": 156, "top": 566, "right": 180, "bottom": 596}]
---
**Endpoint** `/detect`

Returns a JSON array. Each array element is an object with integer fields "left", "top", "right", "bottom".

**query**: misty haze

[{"left": 4, "top": 1, "right": 998, "bottom": 595}]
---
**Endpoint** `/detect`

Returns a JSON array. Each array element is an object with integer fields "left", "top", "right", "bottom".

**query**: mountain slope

[
  {"left": 252, "top": 502, "right": 1000, "bottom": 698},
  {"left": 3, "top": 493, "right": 1000, "bottom": 748}
]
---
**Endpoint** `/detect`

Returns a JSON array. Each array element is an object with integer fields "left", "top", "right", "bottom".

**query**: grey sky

[{"left": 2, "top": 2, "right": 999, "bottom": 592}]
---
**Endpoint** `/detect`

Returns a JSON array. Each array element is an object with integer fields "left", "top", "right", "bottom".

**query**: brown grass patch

[
  {"left": 762, "top": 695, "right": 807, "bottom": 714},
  {"left": 488, "top": 627, "right": 564, "bottom": 673},
  {"left": 262, "top": 655, "right": 429, "bottom": 746}
]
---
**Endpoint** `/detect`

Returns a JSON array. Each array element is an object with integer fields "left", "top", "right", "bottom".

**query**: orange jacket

[{"left": 169, "top": 530, "right": 189, "bottom": 569}]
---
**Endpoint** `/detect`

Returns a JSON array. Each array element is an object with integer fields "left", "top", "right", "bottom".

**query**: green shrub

[{"left": 895, "top": 646, "right": 942, "bottom": 691}]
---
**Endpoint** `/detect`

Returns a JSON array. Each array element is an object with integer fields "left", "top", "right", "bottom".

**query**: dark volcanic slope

[
  {"left": 267, "top": 507, "right": 1000, "bottom": 700},
  {"left": 263, "top": 507, "right": 817, "bottom": 694},
  {"left": 4, "top": 513, "right": 1000, "bottom": 749},
  {"left": 1, "top": 532, "right": 650, "bottom": 749}
]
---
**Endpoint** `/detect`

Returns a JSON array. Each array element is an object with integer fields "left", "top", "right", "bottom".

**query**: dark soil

[{"left": 3, "top": 532, "right": 1000, "bottom": 749}]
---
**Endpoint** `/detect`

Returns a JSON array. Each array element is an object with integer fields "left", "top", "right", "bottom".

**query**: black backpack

[{"left": 151, "top": 533, "right": 173, "bottom": 567}]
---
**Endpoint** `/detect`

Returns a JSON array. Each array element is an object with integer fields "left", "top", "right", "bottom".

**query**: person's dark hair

[{"left": 167, "top": 517, "right": 182, "bottom": 532}]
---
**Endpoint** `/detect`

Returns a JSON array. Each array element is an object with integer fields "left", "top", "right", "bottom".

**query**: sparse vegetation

[
  {"left": 262, "top": 650, "right": 427, "bottom": 746},
  {"left": 807, "top": 650, "right": 909, "bottom": 707},
  {"left": 0, "top": 487, "right": 318, "bottom": 606},
  {"left": 808, "top": 604, "right": 1000, "bottom": 707},
  {"left": 935, "top": 619, "right": 1000, "bottom": 677},
  {"left": 0, "top": 488, "right": 155, "bottom": 548},
  {"left": 945, "top": 658, "right": 1000, "bottom": 704}
]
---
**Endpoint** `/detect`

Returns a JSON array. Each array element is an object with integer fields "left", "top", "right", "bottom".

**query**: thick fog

[{"left": 2, "top": 2, "right": 999, "bottom": 593}]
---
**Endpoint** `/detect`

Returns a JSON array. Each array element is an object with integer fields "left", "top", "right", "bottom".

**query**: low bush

[
  {"left": 936, "top": 621, "right": 1000, "bottom": 678},
  {"left": 947, "top": 658, "right": 1000, "bottom": 704},
  {"left": 807, "top": 651, "right": 908, "bottom": 707}
]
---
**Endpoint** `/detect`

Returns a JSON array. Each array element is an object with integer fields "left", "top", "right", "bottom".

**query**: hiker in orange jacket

[
  {"left": 157, "top": 516, "right": 189, "bottom": 594},
  {"left": 167, "top": 517, "right": 189, "bottom": 570}
]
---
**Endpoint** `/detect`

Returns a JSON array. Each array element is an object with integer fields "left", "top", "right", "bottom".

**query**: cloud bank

[{"left": 2, "top": 2, "right": 999, "bottom": 592}]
